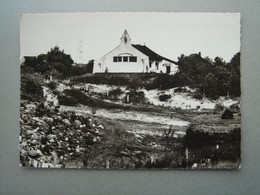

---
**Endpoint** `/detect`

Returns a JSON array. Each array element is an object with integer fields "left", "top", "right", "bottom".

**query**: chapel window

[
  {"left": 129, "top": 56, "right": 137, "bottom": 62},
  {"left": 123, "top": 56, "right": 128, "bottom": 62}
]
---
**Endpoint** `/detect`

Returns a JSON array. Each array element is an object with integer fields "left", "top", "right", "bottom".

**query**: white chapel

[{"left": 93, "top": 30, "right": 178, "bottom": 74}]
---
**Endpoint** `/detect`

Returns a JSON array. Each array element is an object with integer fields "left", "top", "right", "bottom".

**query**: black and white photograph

[{"left": 20, "top": 12, "right": 241, "bottom": 169}]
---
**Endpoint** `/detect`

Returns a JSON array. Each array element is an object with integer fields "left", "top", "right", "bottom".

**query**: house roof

[{"left": 132, "top": 44, "right": 177, "bottom": 64}]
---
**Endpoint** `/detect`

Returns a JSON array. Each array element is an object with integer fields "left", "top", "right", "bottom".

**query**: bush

[
  {"left": 215, "top": 103, "right": 224, "bottom": 111},
  {"left": 159, "top": 94, "right": 171, "bottom": 101},
  {"left": 57, "top": 89, "right": 95, "bottom": 106},
  {"left": 47, "top": 81, "right": 58, "bottom": 90},
  {"left": 57, "top": 95, "right": 78, "bottom": 106},
  {"left": 72, "top": 74, "right": 131, "bottom": 85},
  {"left": 21, "top": 73, "right": 44, "bottom": 102},
  {"left": 192, "top": 91, "right": 203, "bottom": 100},
  {"left": 183, "top": 127, "right": 241, "bottom": 163},
  {"left": 174, "top": 87, "right": 187, "bottom": 93},
  {"left": 63, "top": 89, "right": 95, "bottom": 106},
  {"left": 108, "top": 88, "right": 123, "bottom": 100},
  {"left": 145, "top": 74, "right": 177, "bottom": 90},
  {"left": 221, "top": 109, "right": 233, "bottom": 119},
  {"left": 127, "top": 79, "right": 144, "bottom": 90}
]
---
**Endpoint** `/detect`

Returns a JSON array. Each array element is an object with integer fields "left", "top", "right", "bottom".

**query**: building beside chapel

[{"left": 93, "top": 30, "right": 178, "bottom": 74}]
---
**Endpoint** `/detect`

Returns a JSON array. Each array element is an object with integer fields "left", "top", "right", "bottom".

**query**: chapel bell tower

[{"left": 120, "top": 30, "right": 131, "bottom": 45}]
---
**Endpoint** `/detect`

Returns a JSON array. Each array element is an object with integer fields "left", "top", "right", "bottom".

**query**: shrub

[
  {"left": 47, "top": 81, "right": 58, "bottom": 90},
  {"left": 174, "top": 87, "right": 187, "bottom": 93},
  {"left": 127, "top": 79, "right": 144, "bottom": 90},
  {"left": 192, "top": 90, "right": 203, "bottom": 100},
  {"left": 63, "top": 89, "right": 94, "bottom": 106},
  {"left": 183, "top": 127, "right": 241, "bottom": 163},
  {"left": 20, "top": 73, "right": 44, "bottom": 102},
  {"left": 159, "top": 94, "right": 171, "bottom": 101},
  {"left": 57, "top": 95, "right": 78, "bottom": 106},
  {"left": 108, "top": 88, "right": 123, "bottom": 100},
  {"left": 215, "top": 103, "right": 224, "bottom": 111},
  {"left": 145, "top": 74, "right": 177, "bottom": 90},
  {"left": 221, "top": 109, "right": 233, "bottom": 119}
]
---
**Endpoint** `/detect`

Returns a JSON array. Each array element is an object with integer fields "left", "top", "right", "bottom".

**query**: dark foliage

[
  {"left": 145, "top": 73, "right": 178, "bottom": 90},
  {"left": 58, "top": 88, "right": 130, "bottom": 110},
  {"left": 125, "top": 90, "right": 145, "bottom": 104},
  {"left": 173, "top": 52, "right": 241, "bottom": 99},
  {"left": 159, "top": 94, "right": 171, "bottom": 101},
  {"left": 20, "top": 72, "right": 44, "bottom": 102},
  {"left": 184, "top": 127, "right": 241, "bottom": 162},
  {"left": 72, "top": 74, "right": 131, "bottom": 85},
  {"left": 174, "top": 87, "right": 188, "bottom": 93},
  {"left": 221, "top": 109, "right": 233, "bottom": 119},
  {"left": 58, "top": 89, "right": 95, "bottom": 106},
  {"left": 192, "top": 89, "right": 204, "bottom": 100},
  {"left": 22, "top": 46, "right": 74, "bottom": 79},
  {"left": 108, "top": 88, "right": 123, "bottom": 100},
  {"left": 143, "top": 52, "right": 240, "bottom": 99},
  {"left": 47, "top": 81, "right": 58, "bottom": 90},
  {"left": 127, "top": 79, "right": 144, "bottom": 90},
  {"left": 71, "top": 60, "right": 94, "bottom": 76}
]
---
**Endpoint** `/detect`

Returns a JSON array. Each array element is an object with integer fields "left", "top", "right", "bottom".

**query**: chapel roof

[{"left": 132, "top": 44, "right": 177, "bottom": 64}]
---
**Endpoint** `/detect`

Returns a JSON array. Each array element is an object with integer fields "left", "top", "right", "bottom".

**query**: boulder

[
  {"left": 74, "top": 120, "right": 82, "bottom": 126},
  {"left": 62, "top": 118, "right": 71, "bottom": 126}
]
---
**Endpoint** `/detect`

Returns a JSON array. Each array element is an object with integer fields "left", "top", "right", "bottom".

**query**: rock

[
  {"left": 74, "top": 120, "right": 81, "bottom": 126},
  {"left": 31, "top": 139, "right": 38, "bottom": 145},
  {"left": 25, "top": 104, "right": 36, "bottom": 112},
  {"left": 43, "top": 116, "right": 54, "bottom": 123},
  {"left": 221, "top": 109, "right": 233, "bottom": 119},
  {"left": 62, "top": 118, "right": 71, "bottom": 126},
  {"left": 32, "top": 117, "right": 45, "bottom": 124}
]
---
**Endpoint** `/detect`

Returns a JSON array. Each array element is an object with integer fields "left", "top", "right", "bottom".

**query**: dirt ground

[{"left": 60, "top": 102, "right": 241, "bottom": 169}]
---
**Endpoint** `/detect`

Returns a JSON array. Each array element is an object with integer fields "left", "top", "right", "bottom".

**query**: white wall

[{"left": 93, "top": 43, "right": 149, "bottom": 73}]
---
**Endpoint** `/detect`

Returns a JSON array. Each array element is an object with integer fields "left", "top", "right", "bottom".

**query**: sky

[{"left": 20, "top": 12, "right": 240, "bottom": 63}]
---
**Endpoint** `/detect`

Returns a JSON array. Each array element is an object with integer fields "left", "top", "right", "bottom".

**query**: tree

[
  {"left": 46, "top": 46, "right": 74, "bottom": 78},
  {"left": 173, "top": 52, "right": 241, "bottom": 99},
  {"left": 22, "top": 46, "right": 74, "bottom": 78},
  {"left": 228, "top": 52, "right": 241, "bottom": 96}
]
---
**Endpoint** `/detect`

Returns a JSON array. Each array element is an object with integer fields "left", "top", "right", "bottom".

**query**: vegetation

[
  {"left": 20, "top": 70, "right": 44, "bottom": 102},
  {"left": 22, "top": 46, "right": 74, "bottom": 79},
  {"left": 145, "top": 52, "right": 241, "bottom": 99},
  {"left": 183, "top": 127, "right": 241, "bottom": 163},
  {"left": 71, "top": 60, "right": 94, "bottom": 76},
  {"left": 20, "top": 46, "right": 241, "bottom": 169},
  {"left": 159, "top": 94, "right": 171, "bottom": 101},
  {"left": 125, "top": 90, "right": 146, "bottom": 104},
  {"left": 108, "top": 88, "right": 123, "bottom": 100},
  {"left": 70, "top": 52, "right": 240, "bottom": 100},
  {"left": 57, "top": 89, "right": 95, "bottom": 106}
]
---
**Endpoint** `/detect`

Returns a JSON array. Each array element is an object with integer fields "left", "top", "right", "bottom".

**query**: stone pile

[{"left": 20, "top": 102, "right": 104, "bottom": 168}]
